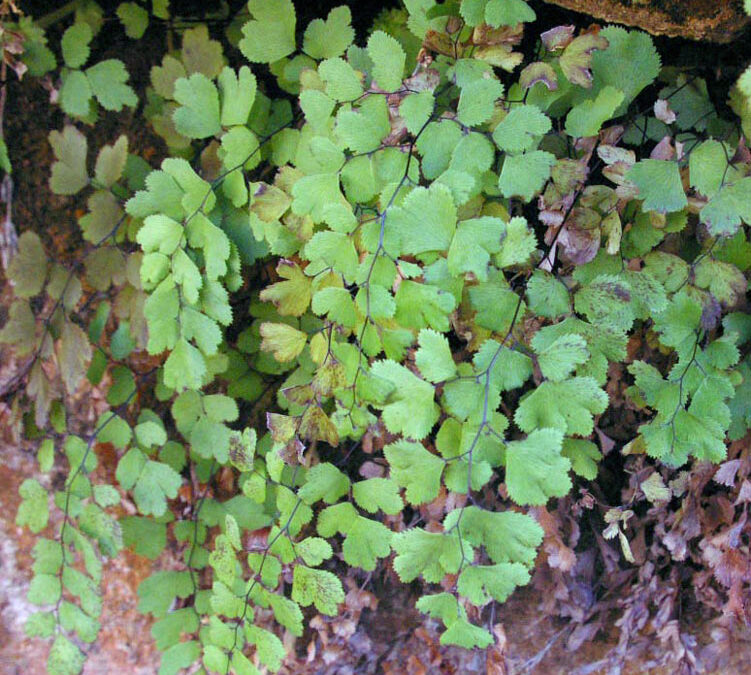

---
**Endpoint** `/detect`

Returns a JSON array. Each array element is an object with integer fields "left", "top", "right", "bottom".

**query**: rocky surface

[{"left": 543, "top": 0, "right": 751, "bottom": 42}]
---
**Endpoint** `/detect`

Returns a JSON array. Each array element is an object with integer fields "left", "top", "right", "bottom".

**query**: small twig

[
  {"left": 516, "top": 625, "right": 571, "bottom": 675},
  {"left": 35, "top": 1, "right": 77, "bottom": 30}
]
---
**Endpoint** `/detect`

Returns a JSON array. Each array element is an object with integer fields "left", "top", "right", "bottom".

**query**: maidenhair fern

[{"left": 2, "top": 0, "right": 751, "bottom": 673}]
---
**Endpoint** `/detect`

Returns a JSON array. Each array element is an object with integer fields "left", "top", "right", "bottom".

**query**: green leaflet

[
  {"left": 590, "top": 27, "right": 661, "bottom": 113},
  {"left": 60, "top": 70, "right": 92, "bottom": 118},
  {"left": 627, "top": 159, "right": 688, "bottom": 214},
  {"left": 370, "top": 361, "right": 440, "bottom": 440},
  {"left": 352, "top": 478, "right": 404, "bottom": 514},
  {"left": 392, "top": 529, "right": 467, "bottom": 583},
  {"left": 498, "top": 150, "right": 555, "bottom": 200},
  {"left": 629, "top": 334, "right": 739, "bottom": 465},
  {"left": 444, "top": 507, "right": 544, "bottom": 566},
  {"left": 116, "top": 449, "right": 182, "bottom": 516},
  {"left": 505, "top": 429, "right": 572, "bottom": 504},
  {"left": 246, "top": 626, "right": 286, "bottom": 671},
  {"left": 336, "top": 95, "right": 391, "bottom": 153},
  {"left": 17, "top": 479, "right": 49, "bottom": 533},
  {"left": 515, "top": 377, "right": 608, "bottom": 435},
  {"left": 496, "top": 216, "right": 537, "bottom": 267},
  {"left": 493, "top": 104, "right": 551, "bottom": 152},
  {"left": 240, "top": 0, "right": 296, "bottom": 64},
  {"left": 384, "top": 439, "right": 444, "bottom": 504},
  {"left": 318, "top": 502, "right": 392, "bottom": 570},
  {"left": 400, "top": 90, "right": 434, "bottom": 134},
  {"left": 566, "top": 86, "right": 624, "bottom": 137},
  {"left": 562, "top": 438, "right": 602, "bottom": 479},
  {"left": 469, "top": 271, "right": 526, "bottom": 333},
  {"left": 292, "top": 566, "right": 344, "bottom": 615},
  {"left": 368, "top": 30, "right": 406, "bottom": 92},
  {"left": 218, "top": 66, "right": 257, "bottom": 127},
  {"left": 460, "top": 0, "right": 535, "bottom": 29},
  {"left": 138, "top": 571, "right": 194, "bottom": 618},
  {"left": 574, "top": 274, "right": 634, "bottom": 333},
  {"left": 473, "top": 340, "right": 533, "bottom": 393},
  {"left": 298, "top": 462, "right": 350, "bottom": 504},
  {"left": 303, "top": 6, "right": 354, "bottom": 60},
  {"left": 61, "top": 22, "right": 92, "bottom": 69},
  {"left": 457, "top": 563, "right": 531, "bottom": 605},
  {"left": 415, "top": 328, "right": 456, "bottom": 382},
  {"left": 652, "top": 291, "right": 702, "bottom": 358},
  {"left": 700, "top": 178, "right": 751, "bottom": 237},
  {"left": 394, "top": 279, "right": 456, "bottom": 332},
  {"left": 300, "top": 89, "right": 336, "bottom": 131},
  {"left": 417, "top": 120, "right": 463, "bottom": 179},
  {"left": 534, "top": 333, "right": 589, "bottom": 382},
  {"left": 86, "top": 59, "right": 137, "bottom": 111},
  {"left": 457, "top": 75, "right": 504, "bottom": 127},
  {"left": 417, "top": 593, "right": 493, "bottom": 649},
  {"left": 173, "top": 73, "right": 221, "bottom": 138},
  {"left": 689, "top": 140, "right": 741, "bottom": 199},
  {"left": 49, "top": 125, "right": 88, "bottom": 195},
  {"left": 318, "top": 57, "right": 363, "bottom": 101},
  {"left": 526, "top": 270, "right": 570, "bottom": 317},
  {"left": 448, "top": 216, "right": 506, "bottom": 281},
  {"left": 390, "top": 183, "right": 457, "bottom": 256},
  {"left": 48, "top": 635, "right": 86, "bottom": 675},
  {"left": 117, "top": 3, "right": 149, "bottom": 39}
]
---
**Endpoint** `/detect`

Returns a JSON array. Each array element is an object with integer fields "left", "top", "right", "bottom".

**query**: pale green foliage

[
  {"left": 239, "top": 0, "right": 296, "bottom": 64},
  {"left": 292, "top": 566, "right": 345, "bottom": 615},
  {"left": 493, "top": 104, "right": 551, "bottom": 152},
  {"left": 370, "top": 361, "right": 440, "bottom": 440},
  {"left": 415, "top": 328, "right": 456, "bottom": 382},
  {"left": 173, "top": 73, "right": 221, "bottom": 138},
  {"left": 17, "top": 479, "right": 49, "bottom": 533},
  {"left": 384, "top": 440, "right": 444, "bottom": 504},
  {"left": 117, "top": 3, "right": 148, "bottom": 39},
  {"left": 49, "top": 126, "right": 88, "bottom": 195},
  {"left": 498, "top": 150, "right": 556, "bottom": 200},
  {"left": 566, "top": 86, "right": 624, "bottom": 137},
  {"left": 629, "top": 298, "right": 740, "bottom": 465},
  {"left": 368, "top": 31, "right": 406, "bottom": 92},
  {"left": 457, "top": 75, "right": 504, "bottom": 127},
  {"left": 116, "top": 449, "right": 182, "bottom": 516},
  {"left": 628, "top": 159, "right": 688, "bottom": 213},
  {"left": 460, "top": 0, "right": 536, "bottom": 28},
  {"left": 701, "top": 178, "right": 751, "bottom": 236},
  {"left": 58, "top": 21, "right": 136, "bottom": 118},
  {"left": 505, "top": 429, "right": 572, "bottom": 504},
  {"left": 61, "top": 22, "right": 91, "bottom": 68},
  {"left": 4, "top": 2, "right": 751, "bottom": 672},
  {"left": 303, "top": 6, "right": 354, "bottom": 59},
  {"left": 8, "top": 231, "right": 48, "bottom": 297}
]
